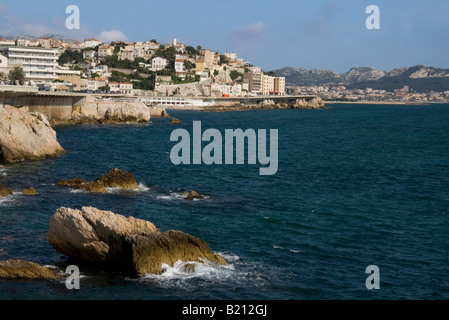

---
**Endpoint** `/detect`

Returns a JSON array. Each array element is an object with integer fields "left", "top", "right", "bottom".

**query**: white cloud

[{"left": 99, "top": 30, "right": 128, "bottom": 43}]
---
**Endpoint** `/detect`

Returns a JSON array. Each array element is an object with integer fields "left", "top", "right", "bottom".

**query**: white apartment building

[
  {"left": 109, "top": 82, "right": 133, "bottom": 95},
  {"left": 175, "top": 59, "right": 185, "bottom": 73},
  {"left": 0, "top": 46, "right": 60, "bottom": 85},
  {"left": 151, "top": 57, "right": 167, "bottom": 71},
  {"left": 0, "top": 54, "right": 8, "bottom": 74},
  {"left": 211, "top": 82, "right": 242, "bottom": 97},
  {"left": 83, "top": 38, "right": 102, "bottom": 48}
]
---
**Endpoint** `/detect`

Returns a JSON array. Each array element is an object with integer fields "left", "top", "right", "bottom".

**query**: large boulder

[
  {"left": 58, "top": 169, "right": 138, "bottom": 193},
  {"left": 0, "top": 259, "right": 60, "bottom": 280},
  {"left": 47, "top": 207, "right": 226, "bottom": 275},
  {"left": 0, "top": 104, "right": 65, "bottom": 163}
]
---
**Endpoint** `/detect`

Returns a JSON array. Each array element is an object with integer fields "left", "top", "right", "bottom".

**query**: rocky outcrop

[
  {"left": 58, "top": 169, "right": 139, "bottom": 193},
  {"left": 0, "top": 259, "right": 59, "bottom": 280},
  {"left": 181, "top": 190, "right": 205, "bottom": 201},
  {"left": 293, "top": 97, "right": 326, "bottom": 109},
  {"left": 71, "top": 102, "right": 150, "bottom": 124},
  {"left": 0, "top": 104, "right": 65, "bottom": 163},
  {"left": 0, "top": 182, "right": 13, "bottom": 197},
  {"left": 46, "top": 207, "right": 226, "bottom": 275},
  {"left": 171, "top": 117, "right": 182, "bottom": 124},
  {"left": 22, "top": 187, "right": 36, "bottom": 195}
]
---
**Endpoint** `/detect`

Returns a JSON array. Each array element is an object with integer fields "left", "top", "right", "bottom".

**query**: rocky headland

[
  {"left": 46, "top": 206, "right": 226, "bottom": 275},
  {"left": 0, "top": 104, "right": 65, "bottom": 163}
]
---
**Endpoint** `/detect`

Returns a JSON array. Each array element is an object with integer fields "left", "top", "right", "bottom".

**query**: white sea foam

[
  {"left": 137, "top": 182, "right": 150, "bottom": 192},
  {"left": 156, "top": 192, "right": 180, "bottom": 201},
  {"left": 69, "top": 188, "right": 88, "bottom": 194},
  {"left": 141, "top": 259, "right": 236, "bottom": 284},
  {"left": 0, "top": 194, "right": 16, "bottom": 206}
]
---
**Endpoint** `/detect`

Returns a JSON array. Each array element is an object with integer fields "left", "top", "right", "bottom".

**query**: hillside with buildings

[{"left": 0, "top": 36, "right": 286, "bottom": 98}]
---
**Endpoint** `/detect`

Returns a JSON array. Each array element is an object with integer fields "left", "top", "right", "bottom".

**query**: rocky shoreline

[
  {"left": 199, "top": 96, "right": 327, "bottom": 112},
  {"left": 0, "top": 97, "right": 324, "bottom": 281}
]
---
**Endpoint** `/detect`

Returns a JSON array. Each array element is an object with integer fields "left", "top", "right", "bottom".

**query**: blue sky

[{"left": 1, "top": 0, "right": 448, "bottom": 73}]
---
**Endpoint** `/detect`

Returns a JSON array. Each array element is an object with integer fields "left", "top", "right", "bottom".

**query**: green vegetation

[
  {"left": 230, "top": 70, "right": 243, "bottom": 81},
  {"left": 9, "top": 66, "right": 25, "bottom": 85},
  {"left": 109, "top": 70, "right": 155, "bottom": 91},
  {"left": 102, "top": 56, "right": 146, "bottom": 69},
  {"left": 58, "top": 49, "right": 83, "bottom": 65},
  {"left": 184, "top": 60, "right": 195, "bottom": 71},
  {"left": 219, "top": 54, "right": 229, "bottom": 65}
]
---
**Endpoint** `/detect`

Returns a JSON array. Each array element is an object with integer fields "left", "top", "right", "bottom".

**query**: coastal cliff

[{"left": 0, "top": 103, "right": 65, "bottom": 163}]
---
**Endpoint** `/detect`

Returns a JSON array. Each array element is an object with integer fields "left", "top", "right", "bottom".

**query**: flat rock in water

[{"left": 0, "top": 259, "right": 59, "bottom": 280}]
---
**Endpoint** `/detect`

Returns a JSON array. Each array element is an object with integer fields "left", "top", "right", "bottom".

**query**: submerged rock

[
  {"left": 0, "top": 104, "right": 65, "bottom": 163},
  {"left": 181, "top": 190, "right": 205, "bottom": 201},
  {"left": 57, "top": 169, "right": 138, "bottom": 193},
  {"left": 0, "top": 182, "right": 13, "bottom": 197},
  {"left": 171, "top": 117, "right": 182, "bottom": 124},
  {"left": 47, "top": 207, "right": 226, "bottom": 275},
  {"left": 22, "top": 187, "right": 36, "bottom": 195},
  {"left": 0, "top": 259, "right": 59, "bottom": 280}
]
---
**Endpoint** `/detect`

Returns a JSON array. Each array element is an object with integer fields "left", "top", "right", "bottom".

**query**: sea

[{"left": 1, "top": 103, "right": 449, "bottom": 300}]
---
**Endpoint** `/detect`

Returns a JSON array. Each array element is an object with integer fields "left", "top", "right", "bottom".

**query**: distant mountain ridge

[
  {"left": 0, "top": 34, "right": 79, "bottom": 43},
  {"left": 273, "top": 65, "right": 449, "bottom": 92}
]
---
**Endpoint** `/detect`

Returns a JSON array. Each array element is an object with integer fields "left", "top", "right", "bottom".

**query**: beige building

[
  {"left": 243, "top": 71, "right": 262, "bottom": 94},
  {"left": 204, "top": 49, "right": 215, "bottom": 67},
  {"left": 262, "top": 75, "right": 275, "bottom": 95},
  {"left": 57, "top": 69, "right": 82, "bottom": 88},
  {"left": 274, "top": 77, "right": 286, "bottom": 95},
  {"left": 98, "top": 45, "right": 113, "bottom": 58}
]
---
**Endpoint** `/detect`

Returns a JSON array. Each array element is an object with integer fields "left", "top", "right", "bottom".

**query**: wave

[
  {"left": 139, "top": 259, "right": 236, "bottom": 289},
  {"left": 156, "top": 191, "right": 210, "bottom": 201},
  {"left": 137, "top": 182, "right": 151, "bottom": 192},
  {"left": 133, "top": 253, "right": 272, "bottom": 292},
  {"left": 0, "top": 194, "right": 17, "bottom": 206},
  {"left": 273, "top": 245, "right": 301, "bottom": 254}
]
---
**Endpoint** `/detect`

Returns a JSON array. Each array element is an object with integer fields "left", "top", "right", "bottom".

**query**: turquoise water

[{"left": 1, "top": 104, "right": 449, "bottom": 300}]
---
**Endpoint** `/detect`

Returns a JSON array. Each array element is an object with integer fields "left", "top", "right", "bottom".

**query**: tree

[
  {"left": 9, "top": 67, "right": 25, "bottom": 85},
  {"left": 219, "top": 55, "right": 229, "bottom": 65},
  {"left": 184, "top": 60, "right": 195, "bottom": 71},
  {"left": 230, "top": 70, "right": 243, "bottom": 81},
  {"left": 58, "top": 49, "right": 83, "bottom": 65}
]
